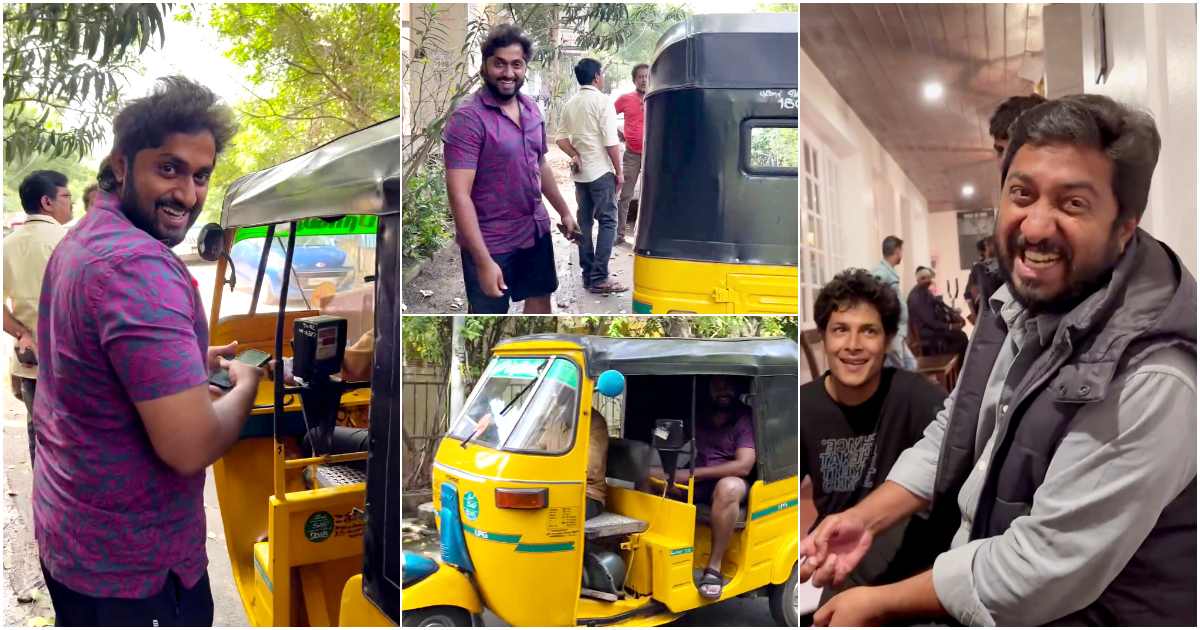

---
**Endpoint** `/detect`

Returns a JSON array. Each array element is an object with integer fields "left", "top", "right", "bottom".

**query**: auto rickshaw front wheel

[
  {"left": 403, "top": 606, "right": 473, "bottom": 627},
  {"left": 768, "top": 563, "right": 799, "bottom": 627}
]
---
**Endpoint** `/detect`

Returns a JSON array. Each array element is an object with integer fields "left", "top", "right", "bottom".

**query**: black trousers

[
  {"left": 19, "top": 377, "right": 35, "bottom": 467},
  {"left": 42, "top": 563, "right": 214, "bottom": 627}
]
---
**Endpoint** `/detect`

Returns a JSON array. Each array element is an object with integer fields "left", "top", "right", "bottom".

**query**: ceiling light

[
  {"left": 922, "top": 81, "right": 944, "bottom": 102},
  {"left": 962, "top": 184, "right": 975, "bottom": 198}
]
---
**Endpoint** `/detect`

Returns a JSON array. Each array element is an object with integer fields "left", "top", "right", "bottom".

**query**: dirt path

[{"left": 404, "top": 148, "right": 635, "bottom": 315}]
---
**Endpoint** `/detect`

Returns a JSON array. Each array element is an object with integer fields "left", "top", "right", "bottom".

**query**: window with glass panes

[{"left": 800, "top": 134, "right": 842, "bottom": 326}]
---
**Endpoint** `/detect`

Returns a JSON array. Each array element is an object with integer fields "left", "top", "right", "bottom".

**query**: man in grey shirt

[{"left": 800, "top": 94, "right": 1196, "bottom": 626}]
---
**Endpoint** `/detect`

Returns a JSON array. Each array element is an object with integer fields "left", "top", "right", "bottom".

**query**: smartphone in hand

[{"left": 209, "top": 348, "right": 271, "bottom": 390}]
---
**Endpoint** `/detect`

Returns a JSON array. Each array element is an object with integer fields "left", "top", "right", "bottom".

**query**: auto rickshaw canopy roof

[
  {"left": 220, "top": 116, "right": 400, "bottom": 229},
  {"left": 649, "top": 13, "right": 798, "bottom": 95},
  {"left": 495, "top": 335, "right": 797, "bottom": 378}
]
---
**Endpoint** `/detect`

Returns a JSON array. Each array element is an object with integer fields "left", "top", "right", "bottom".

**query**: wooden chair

[
  {"left": 800, "top": 328, "right": 826, "bottom": 384},
  {"left": 909, "top": 319, "right": 960, "bottom": 391}
]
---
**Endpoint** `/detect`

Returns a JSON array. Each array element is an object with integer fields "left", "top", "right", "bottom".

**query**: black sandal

[{"left": 698, "top": 567, "right": 723, "bottom": 600}]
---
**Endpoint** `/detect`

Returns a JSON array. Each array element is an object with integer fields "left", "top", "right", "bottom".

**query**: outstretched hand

[{"left": 799, "top": 510, "right": 873, "bottom": 588}]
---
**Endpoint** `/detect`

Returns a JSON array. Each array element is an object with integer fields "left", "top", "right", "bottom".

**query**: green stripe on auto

[
  {"left": 462, "top": 525, "right": 574, "bottom": 552},
  {"left": 671, "top": 546, "right": 694, "bottom": 556},
  {"left": 253, "top": 554, "right": 274, "bottom": 592},
  {"left": 632, "top": 300, "right": 652, "bottom": 314},
  {"left": 233, "top": 215, "right": 378, "bottom": 242},
  {"left": 462, "top": 524, "right": 521, "bottom": 543},
  {"left": 515, "top": 542, "right": 575, "bottom": 553},
  {"left": 751, "top": 498, "right": 799, "bottom": 521}
]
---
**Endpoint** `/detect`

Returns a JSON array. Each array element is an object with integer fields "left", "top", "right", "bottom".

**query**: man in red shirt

[{"left": 613, "top": 63, "right": 648, "bottom": 246}]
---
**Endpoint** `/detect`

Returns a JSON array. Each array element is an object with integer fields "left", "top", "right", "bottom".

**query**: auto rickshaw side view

[
  {"left": 402, "top": 336, "right": 799, "bottom": 627},
  {"left": 633, "top": 14, "right": 799, "bottom": 314},
  {"left": 198, "top": 117, "right": 400, "bottom": 626}
]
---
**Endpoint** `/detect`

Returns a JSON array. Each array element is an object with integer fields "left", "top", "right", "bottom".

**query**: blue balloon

[{"left": 596, "top": 370, "right": 626, "bottom": 397}]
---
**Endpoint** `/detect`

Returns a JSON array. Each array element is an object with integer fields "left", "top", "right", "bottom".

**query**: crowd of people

[{"left": 802, "top": 91, "right": 1196, "bottom": 626}]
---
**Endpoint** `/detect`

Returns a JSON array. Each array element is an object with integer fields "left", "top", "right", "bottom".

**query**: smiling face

[
  {"left": 995, "top": 142, "right": 1136, "bottom": 314},
  {"left": 112, "top": 131, "right": 216, "bottom": 246},
  {"left": 822, "top": 301, "right": 888, "bottom": 397},
  {"left": 481, "top": 43, "right": 527, "bottom": 101}
]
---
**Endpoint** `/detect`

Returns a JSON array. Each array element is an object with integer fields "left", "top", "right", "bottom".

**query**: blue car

[{"left": 230, "top": 236, "right": 357, "bottom": 304}]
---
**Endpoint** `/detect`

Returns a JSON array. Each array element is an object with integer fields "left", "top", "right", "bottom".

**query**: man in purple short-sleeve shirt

[
  {"left": 34, "top": 76, "right": 263, "bottom": 626},
  {"left": 654, "top": 375, "right": 757, "bottom": 600},
  {"left": 443, "top": 24, "right": 578, "bottom": 314}
]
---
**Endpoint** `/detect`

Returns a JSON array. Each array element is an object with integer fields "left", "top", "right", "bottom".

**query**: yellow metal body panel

[
  {"left": 423, "top": 337, "right": 799, "bottom": 627},
  {"left": 432, "top": 342, "right": 588, "bottom": 627},
  {"left": 338, "top": 574, "right": 396, "bottom": 626},
  {"left": 633, "top": 256, "right": 797, "bottom": 313},
  {"left": 400, "top": 562, "right": 484, "bottom": 614}
]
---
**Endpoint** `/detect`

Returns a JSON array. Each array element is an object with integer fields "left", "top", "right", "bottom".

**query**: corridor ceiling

[{"left": 801, "top": 3, "right": 1044, "bottom": 212}]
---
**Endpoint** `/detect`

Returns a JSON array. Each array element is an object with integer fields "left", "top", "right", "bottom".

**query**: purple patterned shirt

[
  {"left": 443, "top": 89, "right": 551, "bottom": 254},
  {"left": 33, "top": 191, "right": 210, "bottom": 598}
]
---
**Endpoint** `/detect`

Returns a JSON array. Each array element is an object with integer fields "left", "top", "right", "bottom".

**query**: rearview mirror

[{"left": 197, "top": 223, "right": 224, "bottom": 262}]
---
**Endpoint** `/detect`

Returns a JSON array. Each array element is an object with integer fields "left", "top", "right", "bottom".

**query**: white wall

[
  {"left": 800, "top": 50, "right": 934, "bottom": 303},
  {"left": 1071, "top": 3, "right": 1197, "bottom": 272}
]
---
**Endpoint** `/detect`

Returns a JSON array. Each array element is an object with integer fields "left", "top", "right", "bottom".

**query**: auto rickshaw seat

[{"left": 584, "top": 511, "right": 648, "bottom": 540}]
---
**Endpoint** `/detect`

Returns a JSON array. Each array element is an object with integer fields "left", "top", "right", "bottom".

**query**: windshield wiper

[{"left": 460, "top": 359, "right": 549, "bottom": 449}]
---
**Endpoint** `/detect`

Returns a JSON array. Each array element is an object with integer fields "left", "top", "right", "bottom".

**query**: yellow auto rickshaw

[
  {"left": 197, "top": 117, "right": 400, "bottom": 625},
  {"left": 402, "top": 335, "right": 799, "bottom": 626},
  {"left": 633, "top": 14, "right": 798, "bottom": 314}
]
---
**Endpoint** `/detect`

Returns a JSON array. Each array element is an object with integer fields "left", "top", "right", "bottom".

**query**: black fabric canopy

[{"left": 495, "top": 335, "right": 797, "bottom": 378}]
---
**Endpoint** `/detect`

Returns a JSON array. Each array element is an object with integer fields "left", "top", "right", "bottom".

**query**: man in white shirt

[
  {"left": 556, "top": 58, "right": 626, "bottom": 295},
  {"left": 4, "top": 170, "right": 72, "bottom": 467}
]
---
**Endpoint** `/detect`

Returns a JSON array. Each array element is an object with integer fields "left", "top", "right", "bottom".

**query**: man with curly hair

[
  {"left": 34, "top": 76, "right": 263, "bottom": 625},
  {"left": 801, "top": 269, "right": 955, "bottom": 610}
]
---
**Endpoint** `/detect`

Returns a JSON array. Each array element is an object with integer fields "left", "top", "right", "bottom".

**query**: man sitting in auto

[{"left": 652, "top": 375, "right": 755, "bottom": 600}]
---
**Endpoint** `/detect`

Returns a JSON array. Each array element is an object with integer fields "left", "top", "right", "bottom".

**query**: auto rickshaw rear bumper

[
  {"left": 401, "top": 553, "right": 483, "bottom": 614},
  {"left": 633, "top": 255, "right": 797, "bottom": 314}
]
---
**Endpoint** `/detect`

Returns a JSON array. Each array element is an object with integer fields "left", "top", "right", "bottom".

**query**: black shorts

[
  {"left": 461, "top": 232, "right": 558, "bottom": 313},
  {"left": 42, "top": 563, "right": 214, "bottom": 627}
]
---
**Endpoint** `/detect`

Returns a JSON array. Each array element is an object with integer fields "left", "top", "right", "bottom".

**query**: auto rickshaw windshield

[{"left": 447, "top": 356, "right": 582, "bottom": 455}]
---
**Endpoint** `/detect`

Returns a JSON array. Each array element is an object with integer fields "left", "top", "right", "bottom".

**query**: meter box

[{"left": 293, "top": 315, "right": 348, "bottom": 381}]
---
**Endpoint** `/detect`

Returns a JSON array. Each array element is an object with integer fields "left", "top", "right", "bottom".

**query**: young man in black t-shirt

[{"left": 801, "top": 269, "right": 957, "bottom": 605}]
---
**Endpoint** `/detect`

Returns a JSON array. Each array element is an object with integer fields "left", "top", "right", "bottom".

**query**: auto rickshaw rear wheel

[
  {"left": 768, "top": 563, "right": 798, "bottom": 627},
  {"left": 403, "top": 606, "right": 472, "bottom": 627}
]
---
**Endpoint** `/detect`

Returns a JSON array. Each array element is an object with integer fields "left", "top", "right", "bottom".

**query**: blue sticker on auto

[{"left": 463, "top": 491, "right": 480, "bottom": 521}]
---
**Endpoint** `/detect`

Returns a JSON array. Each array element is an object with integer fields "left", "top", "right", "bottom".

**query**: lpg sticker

[
  {"left": 304, "top": 511, "right": 334, "bottom": 543},
  {"left": 463, "top": 491, "right": 480, "bottom": 521}
]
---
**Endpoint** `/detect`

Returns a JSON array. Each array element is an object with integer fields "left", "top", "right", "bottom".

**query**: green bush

[{"left": 402, "top": 161, "right": 452, "bottom": 261}]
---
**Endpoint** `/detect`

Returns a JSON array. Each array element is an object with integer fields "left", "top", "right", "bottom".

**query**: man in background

[
  {"left": 613, "top": 63, "right": 648, "bottom": 245},
  {"left": 4, "top": 170, "right": 72, "bottom": 467},
  {"left": 871, "top": 236, "right": 917, "bottom": 369},
  {"left": 557, "top": 57, "right": 627, "bottom": 295}
]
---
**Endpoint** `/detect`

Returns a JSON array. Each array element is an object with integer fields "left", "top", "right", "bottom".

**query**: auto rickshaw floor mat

[
  {"left": 584, "top": 512, "right": 649, "bottom": 540},
  {"left": 304, "top": 464, "right": 368, "bottom": 489}
]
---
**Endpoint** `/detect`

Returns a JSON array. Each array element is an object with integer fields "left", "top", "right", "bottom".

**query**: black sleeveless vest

[{"left": 932, "top": 231, "right": 1197, "bottom": 626}]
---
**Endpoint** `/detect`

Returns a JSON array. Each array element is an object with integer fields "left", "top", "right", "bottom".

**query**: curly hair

[
  {"left": 111, "top": 76, "right": 237, "bottom": 161},
  {"left": 814, "top": 269, "right": 901, "bottom": 338},
  {"left": 481, "top": 23, "right": 533, "bottom": 62}
]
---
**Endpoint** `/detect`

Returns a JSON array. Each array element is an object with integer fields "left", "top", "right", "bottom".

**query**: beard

[
  {"left": 482, "top": 71, "right": 524, "bottom": 102},
  {"left": 996, "top": 225, "right": 1123, "bottom": 315},
  {"left": 118, "top": 168, "right": 201, "bottom": 246}
]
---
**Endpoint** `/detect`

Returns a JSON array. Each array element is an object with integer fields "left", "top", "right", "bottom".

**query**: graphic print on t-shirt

[{"left": 817, "top": 434, "right": 878, "bottom": 493}]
